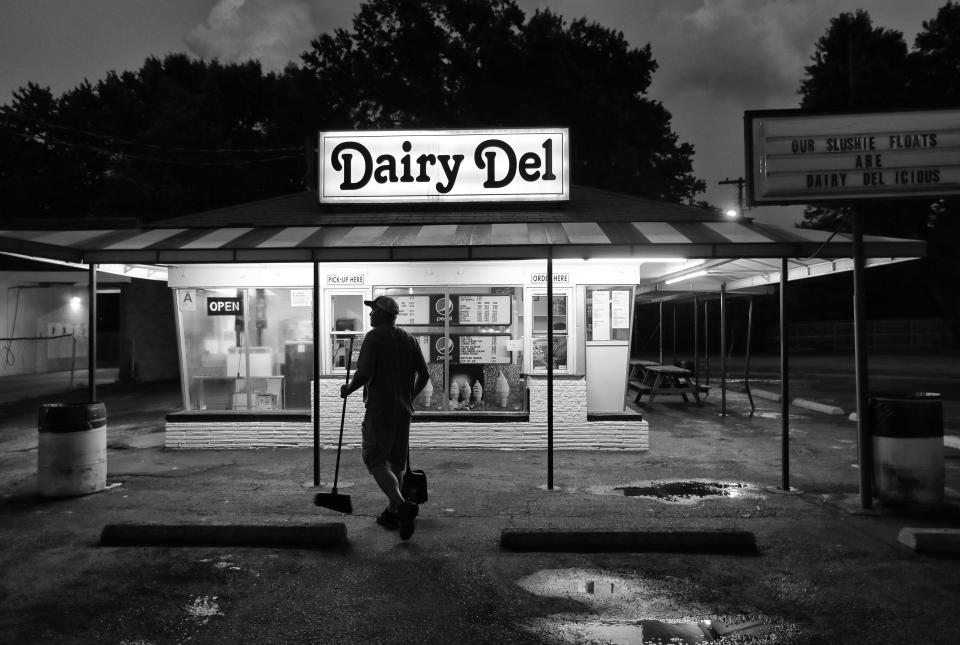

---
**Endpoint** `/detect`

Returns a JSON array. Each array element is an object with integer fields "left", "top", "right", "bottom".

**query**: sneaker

[
  {"left": 376, "top": 507, "right": 399, "bottom": 530},
  {"left": 397, "top": 501, "right": 419, "bottom": 540}
]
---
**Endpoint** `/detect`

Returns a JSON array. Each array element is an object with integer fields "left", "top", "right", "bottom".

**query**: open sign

[{"left": 207, "top": 297, "right": 243, "bottom": 315}]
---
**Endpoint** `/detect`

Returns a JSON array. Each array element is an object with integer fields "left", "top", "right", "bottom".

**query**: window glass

[
  {"left": 178, "top": 287, "right": 312, "bottom": 411},
  {"left": 532, "top": 293, "right": 568, "bottom": 371},
  {"left": 378, "top": 286, "right": 526, "bottom": 414},
  {"left": 586, "top": 286, "right": 633, "bottom": 341},
  {"left": 330, "top": 293, "right": 364, "bottom": 372}
]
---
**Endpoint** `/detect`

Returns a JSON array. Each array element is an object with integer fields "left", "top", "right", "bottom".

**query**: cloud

[
  {"left": 648, "top": 0, "right": 833, "bottom": 106},
  {"left": 185, "top": 0, "right": 323, "bottom": 71}
]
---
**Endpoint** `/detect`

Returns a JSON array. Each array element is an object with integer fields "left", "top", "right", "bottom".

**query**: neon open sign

[{"left": 318, "top": 129, "right": 569, "bottom": 204}]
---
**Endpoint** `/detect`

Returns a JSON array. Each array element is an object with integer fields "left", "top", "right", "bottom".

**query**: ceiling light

[{"left": 664, "top": 270, "right": 708, "bottom": 285}]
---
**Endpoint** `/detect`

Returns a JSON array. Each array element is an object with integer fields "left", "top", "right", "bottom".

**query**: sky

[{"left": 0, "top": 0, "right": 949, "bottom": 227}]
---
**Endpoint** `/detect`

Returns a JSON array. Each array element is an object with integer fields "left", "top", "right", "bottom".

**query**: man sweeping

[{"left": 341, "top": 295, "right": 430, "bottom": 540}]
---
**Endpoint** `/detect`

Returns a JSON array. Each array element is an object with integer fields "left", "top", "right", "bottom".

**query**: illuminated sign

[
  {"left": 318, "top": 129, "right": 569, "bottom": 204},
  {"left": 745, "top": 108, "right": 960, "bottom": 205},
  {"left": 207, "top": 297, "right": 243, "bottom": 315}
]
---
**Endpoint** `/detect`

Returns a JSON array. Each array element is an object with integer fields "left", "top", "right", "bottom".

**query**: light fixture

[
  {"left": 664, "top": 270, "right": 708, "bottom": 285},
  {"left": 70, "top": 296, "right": 82, "bottom": 311},
  {"left": 724, "top": 208, "right": 739, "bottom": 218}
]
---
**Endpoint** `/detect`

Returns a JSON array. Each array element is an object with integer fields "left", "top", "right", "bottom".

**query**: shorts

[{"left": 361, "top": 409, "right": 410, "bottom": 473}]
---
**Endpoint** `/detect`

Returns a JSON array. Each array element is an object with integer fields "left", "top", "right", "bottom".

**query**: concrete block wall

[{"left": 165, "top": 375, "right": 648, "bottom": 451}]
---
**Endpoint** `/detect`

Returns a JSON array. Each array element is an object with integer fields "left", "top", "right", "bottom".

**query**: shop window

[
  {"left": 531, "top": 292, "right": 568, "bottom": 371},
  {"left": 585, "top": 286, "right": 633, "bottom": 342},
  {"left": 376, "top": 287, "right": 526, "bottom": 414},
  {"left": 330, "top": 293, "right": 364, "bottom": 372},
  {"left": 177, "top": 287, "right": 313, "bottom": 411}
]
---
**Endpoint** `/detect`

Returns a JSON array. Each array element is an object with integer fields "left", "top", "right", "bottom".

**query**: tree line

[
  {"left": 797, "top": 3, "right": 960, "bottom": 330},
  {"left": 0, "top": 0, "right": 704, "bottom": 223}
]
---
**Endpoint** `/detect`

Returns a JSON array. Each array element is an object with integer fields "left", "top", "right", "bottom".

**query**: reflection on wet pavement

[
  {"left": 516, "top": 568, "right": 793, "bottom": 645},
  {"left": 585, "top": 479, "right": 762, "bottom": 504},
  {"left": 617, "top": 480, "right": 748, "bottom": 500}
]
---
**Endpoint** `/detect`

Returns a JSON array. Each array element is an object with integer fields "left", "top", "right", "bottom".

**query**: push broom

[{"left": 314, "top": 336, "right": 354, "bottom": 514}]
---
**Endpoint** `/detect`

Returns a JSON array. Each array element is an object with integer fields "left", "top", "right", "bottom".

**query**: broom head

[{"left": 314, "top": 491, "right": 353, "bottom": 514}]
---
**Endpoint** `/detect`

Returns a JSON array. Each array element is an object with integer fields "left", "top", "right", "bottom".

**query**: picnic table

[{"left": 630, "top": 363, "right": 701, "bottom": 406}]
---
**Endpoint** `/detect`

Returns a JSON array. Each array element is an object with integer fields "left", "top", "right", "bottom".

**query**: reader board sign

[
  {"left": 207, "top": 297, "right": 243, "bottom": 315},
  {"left": 318, "top": 129, "right": 569, "bottom": 204},
  {"left": 745, "top": 108, "right": 960, "bottom": 205}
]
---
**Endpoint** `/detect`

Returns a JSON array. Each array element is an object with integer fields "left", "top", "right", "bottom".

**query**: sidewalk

[{"left": 2, "top": 372, "right": 960, "bottom": 643}]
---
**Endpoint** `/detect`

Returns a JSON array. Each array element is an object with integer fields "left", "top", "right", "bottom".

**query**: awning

[{"left": 0, "top": 186, "right": 925, "bottom": 279}]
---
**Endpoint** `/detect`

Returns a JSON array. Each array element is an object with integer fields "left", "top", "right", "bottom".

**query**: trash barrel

[
  {"left": 37, "top": 402, "right": 107, "bottom": 497},
  {"left": 869, "top": 392, "right": 943, "bottom": 506}
]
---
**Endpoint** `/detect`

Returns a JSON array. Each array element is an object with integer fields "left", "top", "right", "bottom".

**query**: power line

[
  {"left": 0, "top": 126, "right": 305, "bottom": 166},
  {"left": 0, "top": 110, "right": 304, "bottom": 154}
]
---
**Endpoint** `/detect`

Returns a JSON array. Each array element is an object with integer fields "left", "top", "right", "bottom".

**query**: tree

[
  {"left": 910, "top": 1, "right": 960, "bottom": 107},
  {"left": 0, "top": 55, "right": 308, "bottom": 221},
  {"left": 796, "top": 5, "right": 960, "bottom": 335},
  {"left": 301, "top": 0, "right": 704, "bottom": 202}
]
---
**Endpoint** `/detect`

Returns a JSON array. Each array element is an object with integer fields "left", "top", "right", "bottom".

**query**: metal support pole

[
  {"left": 312, "top": 261, "right": 320, "bottom": 487},
  {"left": 745, "top": 295, "right": 755, "bottom": 413},
  {"left": 547, "top": 254, "right": 554, "bottom": 490},
  {"left": 780, "top": 258, "right": 790, "bottom": 491},
  {"left": 672, "top": 305, "right": 677, "bottom": 364},
  {"left": 719, "top": 283, "right": 727, "bottom": 416},
  {"left": 658, "top": 301, "right": 664, "bottom": 365},
  {"left": 704, "top": 301, "right": 710, "bottom": 385},
  {"left": 88, "top": 263, "right": 97, "bottom": 403},
  {"left": 852, "top": 213, "right": 873, "bottom": 508},
  {"left": 693, "top": 295, "right": 700, "bottom": 395}
]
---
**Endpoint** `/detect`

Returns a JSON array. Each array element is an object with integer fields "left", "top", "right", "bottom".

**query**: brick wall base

[{"left": 165, "top": 375, "right": 647, "bottom": 451}]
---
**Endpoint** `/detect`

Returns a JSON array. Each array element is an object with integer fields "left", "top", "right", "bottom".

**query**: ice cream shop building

[{"left": 0, "top": 128, "right": 924, "bottom": 451}]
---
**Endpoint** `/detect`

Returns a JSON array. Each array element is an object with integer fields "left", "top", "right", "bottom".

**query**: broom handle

[{"left": 332, "top": 336, "right": 354, "bottom": 492}]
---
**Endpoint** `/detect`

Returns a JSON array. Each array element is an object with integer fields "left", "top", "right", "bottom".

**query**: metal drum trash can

[
  {"left": 37, "top": 402, "right": 107, "bottom": 497},
  {"left": 869, "top": 392, "right": 944, "bottom": 506}
]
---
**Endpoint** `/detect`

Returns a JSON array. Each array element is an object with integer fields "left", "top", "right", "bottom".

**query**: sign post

[{"left": 746, "top": 108, "right": 960, "bottom": 508}]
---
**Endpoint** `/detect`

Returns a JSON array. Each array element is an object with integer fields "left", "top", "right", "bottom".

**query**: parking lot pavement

[{"left": 2, "top": 356, "right": 960, "bottom": 643}]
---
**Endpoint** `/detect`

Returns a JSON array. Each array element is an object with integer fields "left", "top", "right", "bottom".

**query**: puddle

[
  {"left": 517, "top": 569, "right": 798, "bottom": 644},
  {"left": 616, "top": 480, "right": 750, "bottom": 502}
]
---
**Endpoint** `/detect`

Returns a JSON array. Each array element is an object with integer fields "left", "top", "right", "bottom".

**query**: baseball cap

[{"left": 364, "top": 295, "right": 400, "bottom": 316}]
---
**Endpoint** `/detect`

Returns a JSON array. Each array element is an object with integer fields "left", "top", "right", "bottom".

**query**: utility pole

[{"left": 719, "top": 177, "right": 746, "bottom": 217}]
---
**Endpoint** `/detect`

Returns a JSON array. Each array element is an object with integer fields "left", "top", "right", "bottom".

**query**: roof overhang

[{"left": 0, "top": 187, "right": 925, "bottom": 287}]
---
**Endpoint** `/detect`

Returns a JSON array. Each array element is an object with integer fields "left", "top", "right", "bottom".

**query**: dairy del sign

[
  {"left": 746, "top": 108, "right": 960, "bottom": 205},
  {"left": 318, "top": 129, "right": 569, "bottom": 204}
]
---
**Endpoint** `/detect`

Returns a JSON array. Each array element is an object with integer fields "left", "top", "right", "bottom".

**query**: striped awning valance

[{"left": 0, "top": 220, "right": 925, "bottom": 265}]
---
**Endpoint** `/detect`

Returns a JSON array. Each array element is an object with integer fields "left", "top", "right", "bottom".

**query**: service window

[
  {"left": 529, "top": 290, "right": 571, "bottom": 373},
  {"left": 374, "top": 286, "right": 526, "bottom": 414},
  {"left": 329, "top": 292, "right": 365, "bottom": 373}
]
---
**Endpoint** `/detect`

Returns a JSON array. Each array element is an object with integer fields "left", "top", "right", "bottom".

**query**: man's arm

[
  {"left": 411, "top": 337, "right": 430, "bottom": 398},
  {"left": 341, "top": 334, "right": 374, "bottom": 398}
]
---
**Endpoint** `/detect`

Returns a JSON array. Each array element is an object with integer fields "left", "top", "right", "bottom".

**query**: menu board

[
  {"left": 393, "top": 294, "right": 512, "bottom": 326},
  {"left": 612, "top": 290, "right": 630, "bottom": 329},
  {"left": 457, "top": 295, "right": 511, "bottom": 325},
  {"left": 458, "top": 335, "right": 510, "bottom": 363},
  {"left": 592, "top": 290, "right": 611, "bottom": 341},
  {"left": 395, "top": 296, "right": 431, "bottom": 325},
  {"left": 427, "top": 334, "right": 511, "bottom": 364},
  {"left": 394, "top": 295, "right": 454, "bottom": 325}
]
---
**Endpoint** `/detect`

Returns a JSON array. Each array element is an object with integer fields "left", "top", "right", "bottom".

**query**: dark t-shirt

[{"left": 352, "top": 323, "right": 429, "bottom": 421}]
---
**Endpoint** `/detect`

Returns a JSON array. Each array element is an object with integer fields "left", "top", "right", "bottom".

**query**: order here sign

[
  {"left": 745, "top": 108, "right": 960, "bottom": 205},
  {"left": 318, "top": 129, "right": 569, "bottom": 204}
]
